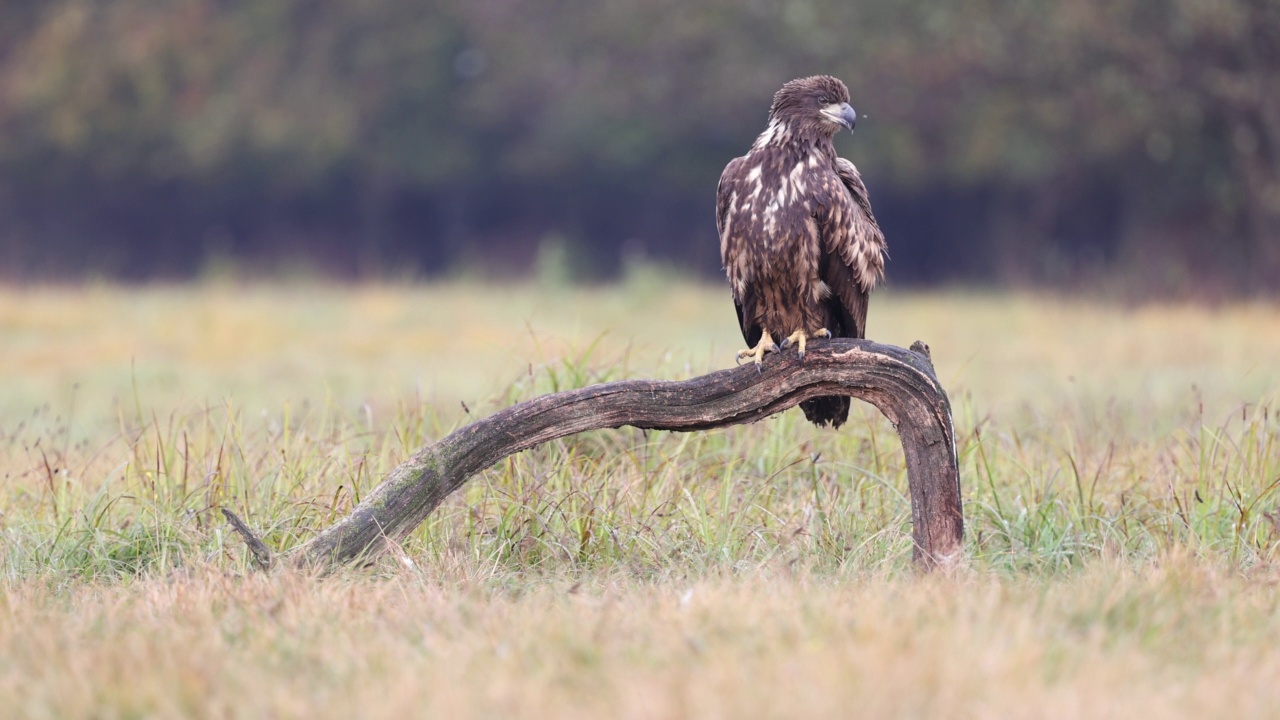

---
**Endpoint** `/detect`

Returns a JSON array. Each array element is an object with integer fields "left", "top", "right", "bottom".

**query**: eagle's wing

[
  {"left": 820, "top": 157, "right": 886, "bottom": 339},
  {"left": 717, "top": 155, "right": 763, "bottom": 347}
]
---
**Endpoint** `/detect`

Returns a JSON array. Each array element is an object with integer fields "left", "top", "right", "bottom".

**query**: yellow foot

[
  {"left": 736, "top": 329, "right": 779, "bottom": 365},
  {"left": 780, "top": 328, "right": 831, "bottom": 359}
]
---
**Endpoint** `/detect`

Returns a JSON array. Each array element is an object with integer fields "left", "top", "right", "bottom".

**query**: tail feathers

[{"left": 801, "top": 395, "right": 850, "bottom": 429}]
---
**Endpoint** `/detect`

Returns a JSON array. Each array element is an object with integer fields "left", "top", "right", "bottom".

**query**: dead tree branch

[{"left": 227, "top": 338, "right": 963, "bottom": 571}]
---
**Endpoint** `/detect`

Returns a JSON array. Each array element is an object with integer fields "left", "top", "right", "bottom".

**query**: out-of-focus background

[{"left": 1, "top": 0, "right": 1277, "bottom": 294}]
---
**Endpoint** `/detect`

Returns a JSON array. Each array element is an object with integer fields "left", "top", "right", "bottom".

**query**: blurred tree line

[{"left": 0, "top": 0, "right": 1277, "bottom": 293}]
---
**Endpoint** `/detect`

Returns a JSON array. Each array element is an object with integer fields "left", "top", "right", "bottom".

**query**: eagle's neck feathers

[{"left": 751, "top": 117, "right": 836, "bottom": 162}]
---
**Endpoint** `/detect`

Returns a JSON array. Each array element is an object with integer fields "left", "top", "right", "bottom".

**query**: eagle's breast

[{"left": 720, "top": 144, "right": 834, "bottom": 296}]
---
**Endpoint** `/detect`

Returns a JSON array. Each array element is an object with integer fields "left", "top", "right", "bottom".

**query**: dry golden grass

[
  {"left": 2, "top": 278, "right": 1279, "bottom": 718},
  {"left": 7, "top": 558, "right": 1280, "bottom": 719}
]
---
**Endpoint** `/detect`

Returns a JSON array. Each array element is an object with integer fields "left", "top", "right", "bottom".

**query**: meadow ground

[{"left": 2, "top": 278, "right": 1279, "bottom": 718}]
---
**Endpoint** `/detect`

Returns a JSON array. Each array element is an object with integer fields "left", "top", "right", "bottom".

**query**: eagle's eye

[{"left": 819, "top": 95, "right": 830, "bottom": 104}]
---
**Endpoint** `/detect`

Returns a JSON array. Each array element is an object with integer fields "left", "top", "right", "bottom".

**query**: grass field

[{"left": 3, "top": 279, "right": 1280, "bottom": 718}]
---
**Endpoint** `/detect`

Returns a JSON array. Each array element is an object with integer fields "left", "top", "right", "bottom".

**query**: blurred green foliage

[{"left": 0, "top": 0, "right": 1277, "bottom": 291}]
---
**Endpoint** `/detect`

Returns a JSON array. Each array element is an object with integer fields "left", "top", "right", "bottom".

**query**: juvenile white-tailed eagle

[{"left": 716, "top": 75, "right": 886, "bottom": 428}]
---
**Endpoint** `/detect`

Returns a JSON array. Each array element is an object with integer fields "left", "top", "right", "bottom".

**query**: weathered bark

[{"left": 228, "top": 338, "right": 962, "bottom": 571}]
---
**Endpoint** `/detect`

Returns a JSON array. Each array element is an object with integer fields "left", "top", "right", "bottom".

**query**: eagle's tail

[{"left": 801, "top": 396, "right": 850, "bottom": 429}]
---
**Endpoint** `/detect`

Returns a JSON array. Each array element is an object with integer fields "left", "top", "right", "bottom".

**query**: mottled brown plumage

[{"left": 716, "top": 75, "right": 886, "bottom": 428}]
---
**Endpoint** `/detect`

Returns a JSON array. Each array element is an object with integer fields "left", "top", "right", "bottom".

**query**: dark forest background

[{"left": 0, "top": 0, "right": 1277, "bottom": 294}]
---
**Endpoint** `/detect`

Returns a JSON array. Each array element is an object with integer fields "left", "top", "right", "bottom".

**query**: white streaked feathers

[{"left": 750, "top": 119, "right": 789, "bottom": 151}]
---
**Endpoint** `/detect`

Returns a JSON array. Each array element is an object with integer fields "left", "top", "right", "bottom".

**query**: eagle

[{"left": 716, "top": 75, "right": 886, "bottom": 429}]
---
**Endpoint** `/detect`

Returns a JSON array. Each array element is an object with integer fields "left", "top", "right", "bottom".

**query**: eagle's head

[{"left": 767, "top": 75, "right": 857, "bottom": 140}]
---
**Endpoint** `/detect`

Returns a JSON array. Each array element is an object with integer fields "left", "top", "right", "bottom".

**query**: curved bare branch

[{"left": 229, "top": 338, "right": 963, "bottom": 571}]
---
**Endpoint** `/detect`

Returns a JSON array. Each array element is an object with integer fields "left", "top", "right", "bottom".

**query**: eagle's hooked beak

[
  {"left": 822, "top": 102, "right": 858, "bottom": 132},
  {"left": 840, "top": 103, "right": 857, "bottom": 131}
]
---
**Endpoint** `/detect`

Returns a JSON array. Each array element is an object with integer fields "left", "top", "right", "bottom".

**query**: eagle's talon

[
  {"left": 736, "top": 329, "right": 777, "bottom": 366},
  {"left": 782, "top": 329, "right": 819, "bottom": 359}
]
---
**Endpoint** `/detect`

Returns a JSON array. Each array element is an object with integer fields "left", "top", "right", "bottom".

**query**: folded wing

[{"left": 819, "top": 157, "right": 886, "bottom": 339}]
